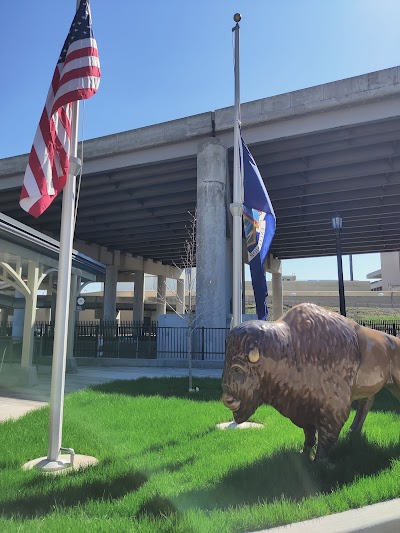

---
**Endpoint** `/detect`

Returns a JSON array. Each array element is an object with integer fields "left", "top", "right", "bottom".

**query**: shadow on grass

[
  {"left": 90, "top": 377, "right": 223, "bottom": 402},
  {"left": 143, "top": 426, "right": 215, "bottom": 455},
  {"left": 0, "top": 469, "right": 147, "bottom": 518},
  {"left": 136, "top": 495, "right": 199, "bottom": 533},
  {"left": 174, "top": 433, "right": 400, "bottom": 511},
  {"left": 136, "top": 493, "right": 177, "bottom": 518},
  {"left": 91, "top": 378, "right": 400, "bottom": 413}
]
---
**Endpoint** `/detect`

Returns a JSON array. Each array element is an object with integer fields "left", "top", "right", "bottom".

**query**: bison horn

[{"left": 248, "top": 346, "right": 259, "bottom": 363}]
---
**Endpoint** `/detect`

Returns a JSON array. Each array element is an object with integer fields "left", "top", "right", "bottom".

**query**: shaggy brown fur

[{"left": 222, "top": 303, "right": 400, "bottom": 460}]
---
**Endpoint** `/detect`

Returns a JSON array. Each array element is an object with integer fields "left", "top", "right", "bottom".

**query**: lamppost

[{"left": 331, "top": 215, "right": 346, "bottom": 316}]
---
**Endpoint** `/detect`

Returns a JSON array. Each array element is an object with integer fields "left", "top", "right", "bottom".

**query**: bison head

[{"left": 222, "top": 321, "right": 266, "bottom": 424}]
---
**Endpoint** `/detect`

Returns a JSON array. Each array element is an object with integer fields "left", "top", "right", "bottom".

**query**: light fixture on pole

[{"left": 331, "top": 214, "right": 346, "bottom": 316}]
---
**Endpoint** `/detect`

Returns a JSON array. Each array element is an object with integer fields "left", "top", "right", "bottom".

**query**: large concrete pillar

[
  {"left": 272, "top": 271, "right": 283, "bottom": 320},
  {"left": 267, "top": 255, "right": 283, "bottom": 320},
  {"left": 157, "top": 275, "right": 167, "bottom": 317},
  {"left": 103, "top": 265, "right": 118, "bottom": 321},
  {"left": 196, "top": 138, "right": 227, "bottom": 328},
  {"left": 176, "top": 277, "right": 185, "bottom": 315},
  {"left": 133, "top": 270, "right": 145, "bottom": 322}
]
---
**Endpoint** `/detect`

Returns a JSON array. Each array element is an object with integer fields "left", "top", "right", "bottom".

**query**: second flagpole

[{"left": 230, "top": 13, "right": 243, "bottom": 328}]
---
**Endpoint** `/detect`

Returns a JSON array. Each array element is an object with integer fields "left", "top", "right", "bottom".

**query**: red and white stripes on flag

[{"left": 20, "top": 0, "right": 100, "bottom": 218}]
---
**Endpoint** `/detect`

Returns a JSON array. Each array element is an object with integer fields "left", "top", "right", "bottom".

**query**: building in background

[{"left": 368, "top": 252, "right": 400, "bottom": 292}]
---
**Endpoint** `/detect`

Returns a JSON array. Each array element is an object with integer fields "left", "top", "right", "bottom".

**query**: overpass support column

[
  {"left": 133, "top": 270, "right": 145, "bottom": 322},
  {"left": 176, "top": 277, "right": 185, "bottom": 315},
  {"left": 157, "top": 275, "right": 167, "bottom": 317},
  {"left": 103, "top": 265, "right": 118, "bottom": 321},
  {"left": 196, "top": 138, "right": 227, "bottom": 328},
  {"left": 272, "top": 271, "right": 283, "bottom": 320},
  {"left": 266, "top": 255, "right": 283, "bottom": 320}
]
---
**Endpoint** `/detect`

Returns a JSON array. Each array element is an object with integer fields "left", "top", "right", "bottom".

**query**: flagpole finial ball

[{"left": 233, "top": 13, "right": 241, "bottom": 23}]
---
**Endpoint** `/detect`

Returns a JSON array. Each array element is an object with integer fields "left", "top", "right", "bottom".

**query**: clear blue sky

[{"left": 2, "top": 0, "right": 399, "bottom": 281}]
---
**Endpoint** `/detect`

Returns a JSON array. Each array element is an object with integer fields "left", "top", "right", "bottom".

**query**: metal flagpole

[
  {"left": 24, "top": 0, "right": 98, "bottom": 472},
  {"left": 45, "top": 99, "right": 80, "bottom": 468},
  {"left": 230, "top": 13, "right": 243, "bottom": 328}
]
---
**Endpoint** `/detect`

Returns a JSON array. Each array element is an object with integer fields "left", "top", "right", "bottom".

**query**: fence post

[
  {"left": 201, "top": 326, "right": 205, "bottom": 361},
  {"left": 148, "top": 325, "right": 151, "bottom": 358},
  {"left": 40, "top": 333, "right": 44, "bottom": 361},
  {"left": 96, "top": 323, "right": 100, "bottom": 358},
  {"left": 116, "top": 321, "right": 120, "bottom": 359}
]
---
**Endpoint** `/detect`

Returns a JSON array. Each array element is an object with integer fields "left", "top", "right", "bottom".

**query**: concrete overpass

[{"left": 1, "top": 66, "right": 400, "bottom": 325}]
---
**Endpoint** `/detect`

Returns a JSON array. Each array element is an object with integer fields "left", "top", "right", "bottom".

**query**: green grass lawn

[{"left": 0, "top": 377, "right": 399, "bottom": 533}]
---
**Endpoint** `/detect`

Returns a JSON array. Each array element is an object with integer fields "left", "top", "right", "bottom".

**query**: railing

[
  {"left": 358, "top": 319, "right": 400, "bottom": 337},
  {"left": 35, "top": 321, "right": 158, "bottom": 359},
  {"left": 1, "top": 318, "right": 399, "bottom": 363},
  {"left": 157, "top": 326, "right": 229, "bottom": 360},
  {"left": 33, "top": 321, "right": 229, "bottom": 360}
]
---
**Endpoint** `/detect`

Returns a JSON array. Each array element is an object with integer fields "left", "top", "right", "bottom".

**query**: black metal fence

[
  {"left": 358, "top": 319, "right": 400, "bottom": 337},
  {"left": 1, "top": 318, "right": 400, "bottom": 362},
  {"left": 157, "top": 326, "right": 229, "bottom": 360},
  {"left": 33, "top": 321, "right": 230, "bottom": 360},
  {"left": 35, "top": 321, "right": 158, "bottom": 359}
]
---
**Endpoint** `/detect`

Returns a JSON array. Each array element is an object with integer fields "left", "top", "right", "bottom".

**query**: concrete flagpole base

[{"left": 23, "top": 454, "right": 98, "bottom": 473}]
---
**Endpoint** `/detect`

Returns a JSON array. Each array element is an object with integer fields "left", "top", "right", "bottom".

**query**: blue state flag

[{"left": 242, "top": 137, "right": 276, "bottom": 320}]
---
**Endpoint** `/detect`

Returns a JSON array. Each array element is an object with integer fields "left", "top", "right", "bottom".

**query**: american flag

[{"left": 20, "top": 0, "right": 100, "bottom": 218}]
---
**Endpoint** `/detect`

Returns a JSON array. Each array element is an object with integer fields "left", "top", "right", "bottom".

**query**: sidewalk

[
  {"left": 255, "top": 498, "right": 400, "bottom": 533},
  {"left": 0, "top": 365, "right": 222, "bottom": 422}
]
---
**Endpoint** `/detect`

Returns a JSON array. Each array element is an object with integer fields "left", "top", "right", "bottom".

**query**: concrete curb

[
  {"left": 254, "top": 498, "right": 400, "bottom": 533},
  {"left": 36, "top": 356, "right": 224, "bottom": 369}
]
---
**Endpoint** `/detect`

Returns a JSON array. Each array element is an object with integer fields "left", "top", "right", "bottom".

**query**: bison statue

[{"left": 222, "top": 303, "right": 400, "bottom": 460}]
